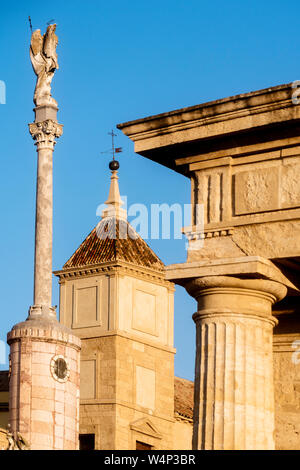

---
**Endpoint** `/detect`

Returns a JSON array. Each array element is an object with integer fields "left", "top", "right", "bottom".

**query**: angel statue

[{"left": 30, "top": 24, "right": 59, "bottom": 107}]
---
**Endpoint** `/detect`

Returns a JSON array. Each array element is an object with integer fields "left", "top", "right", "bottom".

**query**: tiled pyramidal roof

[
  {"left": 63, "top": 217, "right": 164, "bottom": 271},
  {"left": 64, "top": 166, "right": 165, "bottom": 272}
]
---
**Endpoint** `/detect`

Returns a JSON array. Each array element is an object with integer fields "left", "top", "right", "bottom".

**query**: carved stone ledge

[
  {"left": 7, "top": 321, "right": 81, "bottom": 350},
  {"left": 184, "top": 227, "right": 234, "bottom": 241},
  {"left": 29, "top": 119, "right": 63, "bottom": 150},
  {"left": 54, "top": 262, "right": 173, "bottom": 287}
]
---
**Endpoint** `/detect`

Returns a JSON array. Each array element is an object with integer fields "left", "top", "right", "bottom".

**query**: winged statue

[{"left": 30, "top": 24, "right": 59, "bottom": 107}]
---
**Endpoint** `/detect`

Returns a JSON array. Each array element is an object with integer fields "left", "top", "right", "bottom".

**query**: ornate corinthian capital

[{"left": 29, "top": 119, "right": 63, "bottom": 150}]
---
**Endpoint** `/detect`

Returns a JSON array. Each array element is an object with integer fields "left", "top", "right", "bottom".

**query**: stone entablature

[
  {"left": 117, "top": 84, "right": 300, "bottom": 157},
  {"left": 118, "top": 83, "right": 300, "bottom": 264}
]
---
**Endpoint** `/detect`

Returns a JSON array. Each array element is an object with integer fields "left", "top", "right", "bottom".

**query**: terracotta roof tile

[
  {"left": 174, "top": 376, "right": 194, "bottom": 420},
  {"left": 63, "top": 217, "right": 164, "bottom": 271}
]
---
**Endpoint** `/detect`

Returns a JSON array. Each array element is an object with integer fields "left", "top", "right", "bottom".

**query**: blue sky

[{"left": 0, "top": 0, "right": 299, "bottom": 379}]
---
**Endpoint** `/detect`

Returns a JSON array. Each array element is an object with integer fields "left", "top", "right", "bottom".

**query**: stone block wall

[
  {"left": 79, "top": 333, "right": 175, "bottom": 449},
  {"left": 273, "top": 314, "right": 300, "bottom": 450}
]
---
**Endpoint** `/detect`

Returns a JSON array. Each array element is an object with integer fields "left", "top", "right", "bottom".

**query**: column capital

[
  {"left": 185, "top": 275, "right": 287, "bottom": 302},
  {"left": 29, "top": 119, "right": 63, "bottom": 150},
  {"left": 186, "top": 275, "right": 287, "bottom": 326}
]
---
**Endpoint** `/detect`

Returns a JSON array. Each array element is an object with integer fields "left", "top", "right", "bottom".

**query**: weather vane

[
  {"left": 28, "top": 16, "right": 33, "bottom": 33},
  {"left": 101, "top": 130, "right": 122, "bottom": 170},
  {"left": 29, "top": 17, "right": 56, "bottom": 33}
]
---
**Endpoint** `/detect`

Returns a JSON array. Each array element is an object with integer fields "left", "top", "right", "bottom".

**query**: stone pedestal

[
  {"left": 185, "top": 276, "right": 287, "bottom": 450},
  {"left": 7, "top": 320, "right": 80, "bottom": 450}
]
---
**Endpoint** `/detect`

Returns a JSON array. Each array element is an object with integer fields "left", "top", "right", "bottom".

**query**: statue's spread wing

[
  {"left": 30, "top": 30, "right": 45, "bottom": 76},
  {"left": 43, "top": 24, "right": 59, "bottom": 70},
  {"left": 30, "top": 30, "right": 43, "bottom": 56}
]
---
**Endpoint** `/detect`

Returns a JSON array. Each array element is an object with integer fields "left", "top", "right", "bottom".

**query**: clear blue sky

[{"left": 0, "top": 0, "right": 299, "bottom": 379}]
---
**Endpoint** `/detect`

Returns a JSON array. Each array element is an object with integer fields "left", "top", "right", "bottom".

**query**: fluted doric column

[{"left": 185, "top": 276, "right": 287, "bottom": 450}]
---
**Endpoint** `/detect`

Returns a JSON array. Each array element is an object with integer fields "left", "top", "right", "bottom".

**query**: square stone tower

[{"left": 54, "top": 167, "right": 175, "bottom": 449}]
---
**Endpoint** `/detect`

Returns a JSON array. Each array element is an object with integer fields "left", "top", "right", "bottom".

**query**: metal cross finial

[
  {"left": 108, "top": 129, "right": 117, "bottom": 161},
  {"left": 101, "top": 130, "right": 122, "bottom": 161},
  {"left": 28, "top": 16, "right": 33, "bottom": 33}
]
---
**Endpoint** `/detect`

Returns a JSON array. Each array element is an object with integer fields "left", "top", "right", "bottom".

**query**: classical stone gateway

[{"left": 118, "top": 83, "right": 300, "bottom": 450}]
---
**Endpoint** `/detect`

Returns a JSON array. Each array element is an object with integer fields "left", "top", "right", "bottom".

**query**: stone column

[
  {"left": 29, "top": 114, "right": 63, "bottom": 316},
  {"left": 7, "top": 106, "right": 81, "bottom": 450},
  {"left": 185, "top": 276, "right": 287, "bottom": 450}
]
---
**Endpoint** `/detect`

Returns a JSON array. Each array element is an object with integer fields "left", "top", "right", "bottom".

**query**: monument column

[
  {"left": 185, "top": 276, "right": 287, "bottom": 450},
  {"left": 7, "top": 24, "right": 81, "bottom": 450},
  {"left": 29, "top": 116, "right": 62, "bottom": 312}
]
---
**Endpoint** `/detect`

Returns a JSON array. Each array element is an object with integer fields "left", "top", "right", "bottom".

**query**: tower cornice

[{"left": 54, "top": 259, "right": 174, "bottom": 289}]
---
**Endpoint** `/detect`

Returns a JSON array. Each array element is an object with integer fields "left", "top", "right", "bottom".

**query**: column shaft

[
  {"left": 186, "top": 276, "right": 287, "bottom": 450},
  {"left": 34, "top": 147, "right": 53, "bottom": 307},
  {"left": 194, "top": 314, "right": 275, "bottom": 449},
  {"left": 28, "top": 118, "right": 63, "bottom": 316}
]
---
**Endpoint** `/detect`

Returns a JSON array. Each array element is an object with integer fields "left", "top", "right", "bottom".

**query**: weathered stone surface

[
  {"left": 233, "top": 221, "right": 300, "bottom": 259},
  {"left": 273, "top": 313, "right": 300, "bottom": 450},
  {"left": 187, "top": 236, "right": 245, "bottom": 262},
  {"left": 234, "top": 167, "right": 279, "bottom": 215}
]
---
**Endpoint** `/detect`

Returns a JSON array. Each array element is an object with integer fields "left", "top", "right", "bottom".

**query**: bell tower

[{"left": 55, "top": 159, "right": 175, "bottom": 450}]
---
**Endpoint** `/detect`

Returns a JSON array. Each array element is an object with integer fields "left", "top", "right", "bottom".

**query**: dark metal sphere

[{"left": 109, "top": 160, "right": 120, "bottom": 170}]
